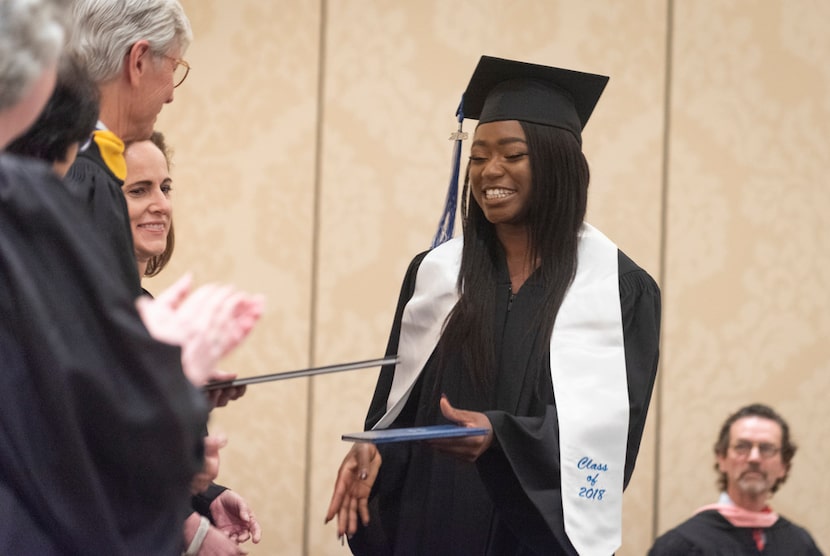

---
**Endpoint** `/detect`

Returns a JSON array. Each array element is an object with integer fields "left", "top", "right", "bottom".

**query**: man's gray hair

[
  {"left": 0, "top": 0, "right": 66, "bottom": 110},
  {"left": 67, "top": 0, "right": 192, "bottom": 83}
]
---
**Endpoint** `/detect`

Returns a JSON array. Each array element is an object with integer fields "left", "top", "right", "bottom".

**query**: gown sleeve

[
  {"left": 0, "top": 156, "right": 207, "bottom": 554},
  {"left": 363, "top": 251, "right": 431, "bottom": 431}
]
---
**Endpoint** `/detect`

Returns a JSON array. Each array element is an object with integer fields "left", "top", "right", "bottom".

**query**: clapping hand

[{"left": 136, "top": 273, "right": 264, "bottom": 387}]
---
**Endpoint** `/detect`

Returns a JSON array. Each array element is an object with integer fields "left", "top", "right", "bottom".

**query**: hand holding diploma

[
  {"left": 326, "top": 395, "right": 494, "bottom": 543},
  {"left": 426, "top": 395, "right": 494, "bottom": 462},
  {"left": 206, "top": 377, "right": 247, "bottom": 409}
]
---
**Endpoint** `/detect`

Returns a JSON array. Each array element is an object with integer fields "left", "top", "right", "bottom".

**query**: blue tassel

[{"left": 430, "top": 99, "right": 466, "bottom": 248}]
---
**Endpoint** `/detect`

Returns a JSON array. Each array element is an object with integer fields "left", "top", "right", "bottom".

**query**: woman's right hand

[{"left": 324, "top": 442, "right": 382, "bottom": 540}]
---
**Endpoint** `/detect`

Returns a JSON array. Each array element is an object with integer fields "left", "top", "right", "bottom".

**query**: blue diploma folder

[{"left": 342, "top": 424, "right": 488, "bottom": 444}]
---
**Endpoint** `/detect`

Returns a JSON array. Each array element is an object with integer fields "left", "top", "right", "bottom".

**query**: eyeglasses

[
  {"left": 163, "top": 55, "right": 191, "bottom": 88},
  {"left": 730, "top": 441, "right": 781, "bottom": 459}
]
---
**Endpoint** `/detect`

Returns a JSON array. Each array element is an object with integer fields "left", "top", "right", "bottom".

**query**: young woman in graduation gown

[{"left": 326, "top": 56, "right": 661, "bottom": 556}]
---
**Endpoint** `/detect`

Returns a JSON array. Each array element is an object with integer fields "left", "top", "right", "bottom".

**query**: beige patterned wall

[
  {"left": 150, "top": 1, "right": 829, "bottom": 554},
  {"left": 659, "top": 0, "right": 830, "bottom": 551}
]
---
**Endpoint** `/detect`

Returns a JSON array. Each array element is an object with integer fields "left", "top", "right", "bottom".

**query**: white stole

[{"left": 374, "top": 223, "right": 628, "bottom": 556}]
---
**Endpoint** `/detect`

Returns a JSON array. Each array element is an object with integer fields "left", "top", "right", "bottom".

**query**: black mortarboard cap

[
  {"left": 461, "top": 55, "right": 609, "bottom": 145},
  {"left": 430, "top": 56, "right": 609, "bottom": 248}
]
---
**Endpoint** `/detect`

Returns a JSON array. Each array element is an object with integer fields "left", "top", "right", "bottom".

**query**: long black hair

[{"left": 434, "top": 122, "right": 590, "bottom": 394}]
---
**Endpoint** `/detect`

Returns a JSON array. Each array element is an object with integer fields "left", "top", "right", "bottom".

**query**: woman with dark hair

[
  {"left": 327, "top": 56, "right": 661, "bottom": 555},
  {"left": 122, "top": 132, "right": 262, "bottom": 554},
  {"left": 123, "top": 131, "right": 175, "bottom": 279}
]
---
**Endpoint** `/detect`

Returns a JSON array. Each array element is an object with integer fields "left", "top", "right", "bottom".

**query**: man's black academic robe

[
  {"left": 648, "top": 510, "right": 824, "bottom": 556},
  {"left": 65, "top": 132, "right": 142, "bottom": 297},
  {"left": 0, "top": 155, "right": 207, "bottom": 555},
  {"left": 350, "top": 247, "right": 661, "bottom": 556}
]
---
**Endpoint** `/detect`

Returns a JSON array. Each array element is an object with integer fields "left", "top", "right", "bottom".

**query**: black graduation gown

[
  {"left": 647, "top": 510, "right": 824, "bottom": 556},
  {"left": 0, "top": 155, "right": 207, "bottom": 555},
  {"left": 349, "top": 248, "right": 661, "bottom": 556},
  {"left": 65, "top": 135, "right": 142, "bottom": 297}
]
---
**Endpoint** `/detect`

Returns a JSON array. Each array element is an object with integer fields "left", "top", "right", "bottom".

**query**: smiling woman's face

[
  {"left": 468, "top": 119, "right": 533, "bottom": 228},
  {"left": 122, "top": 139, "right": 172, "bottom": 267}
]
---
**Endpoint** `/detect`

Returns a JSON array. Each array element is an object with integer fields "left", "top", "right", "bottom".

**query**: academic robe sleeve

[
  {"left": 191, "top": 483, "right": 228, "bottom": 522},
  {"left": 363, "top": 251, "right": 431, "bottom": 431},
  {"left": 0, "top": 155, "right": 207, "bottom": 554}
]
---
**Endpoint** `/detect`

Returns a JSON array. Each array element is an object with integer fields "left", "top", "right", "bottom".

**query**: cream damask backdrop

[
  {"left": 150, "top": 1, "right": 828, "bottom": 554},
  {"left": 660, "top": 0, "right": 830, "bottom": 549}
]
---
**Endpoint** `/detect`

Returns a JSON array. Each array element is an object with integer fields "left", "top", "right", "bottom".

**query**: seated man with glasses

[{"left": 649, "top": 403, "right": 822, "bottom": 555}]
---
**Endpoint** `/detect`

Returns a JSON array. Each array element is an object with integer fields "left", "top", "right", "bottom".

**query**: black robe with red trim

[{"left": 648, "top": 510, "right": 823, "bottom": 556}]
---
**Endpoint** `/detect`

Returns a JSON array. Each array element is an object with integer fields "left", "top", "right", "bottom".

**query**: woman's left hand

[{"left": 427, "top": 395, "right": 494, "bottom": 462}]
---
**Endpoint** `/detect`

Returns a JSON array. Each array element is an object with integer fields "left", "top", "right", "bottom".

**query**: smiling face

[
  {"left": 122, "top": 139, "right": 172, "bottom": 273},
  {"left": 717, "top": 416, "right": 789, "bottom": 507},
  {"left": 468, "top": 120, "right": 532, "bottom": 229}
]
